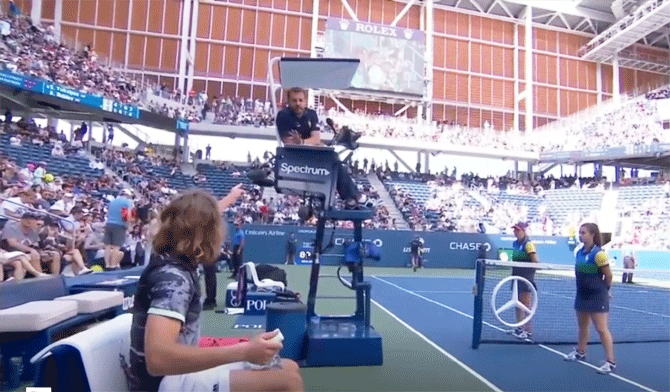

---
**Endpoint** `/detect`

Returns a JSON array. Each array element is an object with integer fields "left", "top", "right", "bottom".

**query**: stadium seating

[
  {"left": 617, "top": 184, "right": 665, "bottom": 208},
  {"left": 0, "top": 135, "right": 104, "bottom": 180},
  {"left": 544, "top": 189, "right": 604, "bottom": 225}
]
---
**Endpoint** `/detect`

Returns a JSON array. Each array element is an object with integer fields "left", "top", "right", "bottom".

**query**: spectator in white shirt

[
  {"left": 0, "top": 189, "right": 36, "bottom": 220},
  {"left": 50, "top": 192, "right": 75, "bottom": 216}
]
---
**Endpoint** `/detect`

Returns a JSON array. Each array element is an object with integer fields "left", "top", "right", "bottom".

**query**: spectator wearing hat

[
  {"left": 104, "top": 189, "right": 134, "bottom": 270},
  {"left": 1, "top": 212, "right": 60, "bottom": 275}
]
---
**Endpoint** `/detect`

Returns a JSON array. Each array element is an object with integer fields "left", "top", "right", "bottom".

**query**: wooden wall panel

[
  {"left": 433, "top": 72, "right": 445, "bottom": 100},
  {"left": 97, "top": 0, "right": 113, "bottom": 27},
  {"left": 445, "top": 73, "right": 458, "bottom": 101},
  {"left": 270, "top": 14, "right": 285, "bottom": 47},
  {"left": 211, "top": 7, "right": 226, "bottom": 39},
  {"left": 42, "top": 0, "right": 55, "bottom": 20},
  {"left": 62, "top": 0, "right": 78, "bottom": 22},
  {"left": 445, "top": 39, "right": 458, "bottom": 69},
  {"left": 78, "top": 0, "right": 95, "bottom": 24},
  {"left": 113, "top": 0, "right": 129, "bottom": 29},
  {"left": 239, "top": 47, "right": 254, "bottom": 80},
  {"left": 242, "top": 9, "right": 257, "bottom": 44},
  {"left": 130, "top": 0, "right": 147, "bottom": 31},
  {"left": 144, "top": 37, "right": 160, "bottom": 69},
  {"left": 224, "top": 46, "right": 239, "bottom": 77},
  {"left": 254, "top": 48, "right": 269, "bottom": 80},
  {"left": 93, "top": 30, "right": 112, "bottom": 61},
  {"left": 227, "top": 8, "right": 242, "bottom": 41},
  {"left": 161, "top": 39, "right": 179, "bottom": 71},
  {"left": 481, "top": 44, "right": 492, "bottom": 75},
  {"left": 256, "top": 11, "right": 272, "bottom": 45},
  {"left": 197, "top": 4, "right": 212, "bottom": 38},
  {"left": 471, "top": 43, "right": 481, "bottom": 73},
  {"left": 147, "top": 0, "right": 164, "bottom": 33},
  {"left": 77, "top": 28, "right": 94, "bottom": 47},
  {"left": 194, "top": 42, "right": 208, "bottom": 73},
  {"left": 111, "top": 32, "right": 126, "bottom": 64},
  {"left": 127, "top": 34, "right": 145, "bottom": 67},
  {"left": 471, "top": 76, "right": 481, "bottom": 104},
  {"left": 164, "top": 1, "right": 181, "bottom": 34}
]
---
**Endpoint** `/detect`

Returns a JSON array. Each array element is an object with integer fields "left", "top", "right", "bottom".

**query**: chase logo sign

[
  {"left": 280, "top": 162, "right": 330, "bottom": 176},
  {"left": 449, "top": 242, "right": 492, "bottom": 252}
]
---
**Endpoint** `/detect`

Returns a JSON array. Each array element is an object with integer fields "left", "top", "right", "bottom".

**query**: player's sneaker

[
  {"left": 564, "top": 349, "right": 586, "bottom": 361},
  {"left": 512, "top": 328, "right": 529, "bottom": 339},
  {"left": 596, "top": 361, "right": 616, "bottom": 374}
]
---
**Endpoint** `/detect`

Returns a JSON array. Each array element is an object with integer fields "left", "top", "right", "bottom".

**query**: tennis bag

[
  {"left": 255, "top": 264, "right": 288, "bottom": 287},
  {"left": 241, "top": 264, "right": 301, "bottom": 303}
]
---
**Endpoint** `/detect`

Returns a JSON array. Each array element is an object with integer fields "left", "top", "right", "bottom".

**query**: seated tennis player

[
  {"left": 127, "top": 190, "right": 304, "bottom": 392},
  {"left": 510, "top": 222, "right": 538, "bottom": 339},
  {"left": 564, "top": 223, "right": 616, "bottom": 374}
]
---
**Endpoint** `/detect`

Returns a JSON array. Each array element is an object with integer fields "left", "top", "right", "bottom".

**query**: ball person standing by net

[
  {"left": 564, "top": 223, "right": 616, "bottom": 374},
  {"left": 510, "top": 222, "right": 538, "bottom": 339}
]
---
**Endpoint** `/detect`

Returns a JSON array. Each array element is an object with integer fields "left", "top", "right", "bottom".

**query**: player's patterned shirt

[{"left": 128, "top": 253, "right": 202, "bottom": 392}]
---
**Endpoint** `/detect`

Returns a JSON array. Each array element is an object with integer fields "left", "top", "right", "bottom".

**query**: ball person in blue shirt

[
  {"left": 510, "top": 222, "right": 538, "bottom": 339},
  {"left": 564, "top": 223, "right": 616, "bottom": 374}
]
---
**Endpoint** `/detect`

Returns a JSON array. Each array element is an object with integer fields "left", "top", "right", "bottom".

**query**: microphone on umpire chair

[
  {"left": 326, "top": 118, "right": 361, "bottom": 150},
  {"left": 247, "top": 166, "right": 275, "bottom": 187}
]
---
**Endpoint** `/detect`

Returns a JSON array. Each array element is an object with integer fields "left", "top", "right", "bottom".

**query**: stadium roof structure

[
  {"left": 0, "top": 81, "right": 177, "bottom": 131},
  {"left": 427, "top": 0, "right": 670, "bottom": 72}
]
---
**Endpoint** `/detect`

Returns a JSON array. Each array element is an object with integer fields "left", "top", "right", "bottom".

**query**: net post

[{"left": 472, "top": 258, "right": 486, "bottom": 349}]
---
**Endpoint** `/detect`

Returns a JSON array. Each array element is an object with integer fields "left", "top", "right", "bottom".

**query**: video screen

[{"left": 324, "top": 19, "right": 426, "bottom": 96}]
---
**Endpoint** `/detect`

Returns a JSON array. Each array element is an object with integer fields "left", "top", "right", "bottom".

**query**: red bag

[{"left": 199, "top": 336, "right": 249, "bottom": 348}]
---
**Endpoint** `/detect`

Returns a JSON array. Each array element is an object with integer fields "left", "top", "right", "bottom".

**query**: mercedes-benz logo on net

[{"left": 280, "top": 162, "right": 330, "bottom": 176}]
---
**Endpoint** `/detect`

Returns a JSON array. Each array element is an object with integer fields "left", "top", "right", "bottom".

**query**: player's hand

[
  {"left": 244, "top": 330, "right": 283, "bottom": 365},
  {"left": 288, "top": 130, "right": 303, "bottom": 145},
  {"left": 228, "top": 184, "right": 245, "bottom": 201}
]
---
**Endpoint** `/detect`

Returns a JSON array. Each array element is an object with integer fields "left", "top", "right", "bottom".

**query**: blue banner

[
  {"left": 239, "top": 224, "right": 577, "bottom": 269},
  {"left": 0, "top": 69, "right": 140, "bottom": 119}
]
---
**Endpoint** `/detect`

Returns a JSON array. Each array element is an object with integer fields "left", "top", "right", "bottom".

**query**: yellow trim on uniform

[
  {"left": 525, "top": 242, "right": 537, "bottom": 254},
  {"left": 595, "top": 251, "right": 609, "bottom": 267}
]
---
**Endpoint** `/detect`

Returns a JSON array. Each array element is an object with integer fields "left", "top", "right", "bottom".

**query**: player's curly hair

[{"left": 153, "top": 190, "right": 224, "bottom": 267}]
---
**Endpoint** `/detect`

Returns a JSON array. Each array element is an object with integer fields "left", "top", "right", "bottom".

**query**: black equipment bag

[{"left": 254, "top": 264, "right": 288, "bottom": 287}]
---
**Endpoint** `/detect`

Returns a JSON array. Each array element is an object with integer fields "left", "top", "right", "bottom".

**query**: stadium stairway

[{"left": 367, "top": 173, "right": 410, "bottom": 230}]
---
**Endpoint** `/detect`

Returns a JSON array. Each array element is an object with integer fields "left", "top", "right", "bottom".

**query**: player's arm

[
  {"left": 525, "top": 242, "right": 539, "bottom": 263},
  {"left": 595, "top": 251, "right": 613, "bottom": 288},
  {"left": 145, "top": 314, "right": 247, "bottom": 375}
]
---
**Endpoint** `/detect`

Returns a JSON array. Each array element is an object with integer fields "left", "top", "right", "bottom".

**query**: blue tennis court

[{"left": 369, "top": 273, "right": 670, "bottom": 392}]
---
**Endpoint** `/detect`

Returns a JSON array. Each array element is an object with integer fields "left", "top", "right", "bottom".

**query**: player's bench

[{"left": 0, "top": 276, "right": 124, "bottom": 390}]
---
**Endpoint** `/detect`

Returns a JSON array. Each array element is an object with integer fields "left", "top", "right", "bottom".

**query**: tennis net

[{"left": 472, "top": 259, "right": 670, "bottom": 348}]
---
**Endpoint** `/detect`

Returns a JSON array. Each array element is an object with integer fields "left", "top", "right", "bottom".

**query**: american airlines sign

[{"left": 327, "top": 19, "right": 424, "bottom": 41}]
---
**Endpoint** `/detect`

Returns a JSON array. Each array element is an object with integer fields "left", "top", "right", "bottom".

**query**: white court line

[
  {"left": 542, "top": 292, "right": 670, "bottom": 319},
  {"left": 537, "top": 344, "right": 658, "bottom": 392},
  {"left": 372, "top": 274, "right": 473, "bottom": 279},
  {"left": 414, "top": 290, "right": 473, "bottom": 294},
  {"left": 372, "top": 276, "right": 659, "bottom": 392},
  {"left": 371, "top": 298, "right": 503, "bottom": 392}
]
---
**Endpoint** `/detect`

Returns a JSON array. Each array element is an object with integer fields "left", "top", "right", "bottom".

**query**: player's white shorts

[{"left": 158, "top": 362, "right": 246, "bottom": 392}]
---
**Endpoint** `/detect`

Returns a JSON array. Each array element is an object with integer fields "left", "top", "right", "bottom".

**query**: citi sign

[
  {"left": 449, "top": 242, "right": 492, "bottom": 252},
  {"left": 280, "top": 162, "right": 330, "bottom": 176}
]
